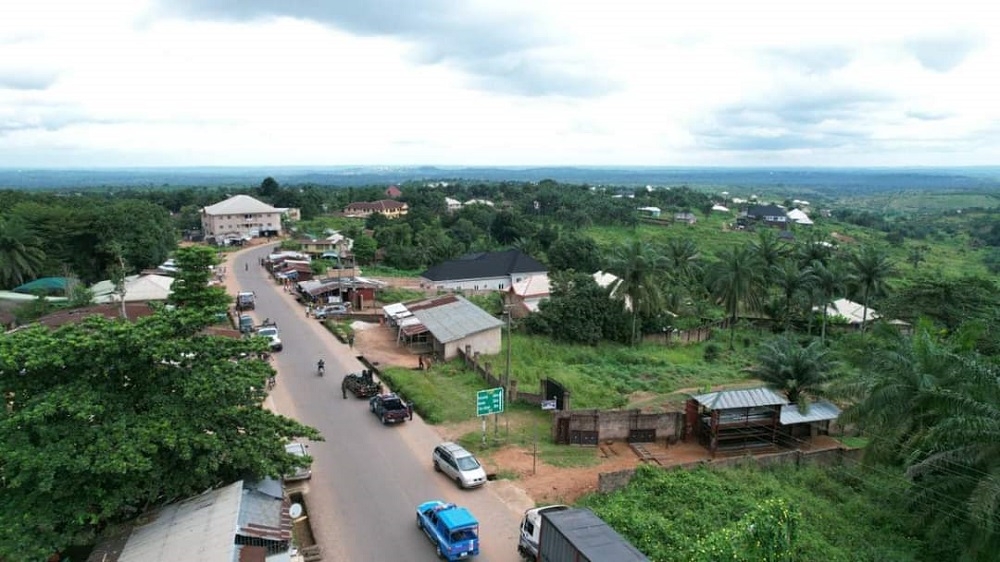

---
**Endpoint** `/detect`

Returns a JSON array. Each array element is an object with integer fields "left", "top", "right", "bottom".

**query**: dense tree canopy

[{"left": 0, "top": 244, "right": 318, "bottom": 559}]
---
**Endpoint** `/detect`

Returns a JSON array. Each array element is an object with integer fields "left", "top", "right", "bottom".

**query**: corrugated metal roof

[
  {"left": 203, "top": 195, "right": 280, "bottom": 215},
  {"left": 115, "top": 481, "right": 242, "bottom": 562},
  {"left": 382, "top": 302, "right": 409, "bottom": 317},
  {"left": 692, "top": 387, "right": 789, "bottom": 410},
  {"left": 420, "top": 249, "right": 547, "bottom": 282},
  {"left": 401, "top": 322, "right": 428, "bottom": 336},
  {"left": 410, "top": 295, "right": 503, "bottom": 343},
  {"left": 780, "top": 401, "right": 842, "bottom": 425}
]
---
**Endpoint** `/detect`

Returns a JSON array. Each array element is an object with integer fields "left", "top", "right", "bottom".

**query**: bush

[{"left": 703, "top": 343, "right": 721, "bottom": 363}]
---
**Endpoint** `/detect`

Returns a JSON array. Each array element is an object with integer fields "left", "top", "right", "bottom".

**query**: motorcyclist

[{"left": 317, "top": 359, "right": 325, "bottom": 376}]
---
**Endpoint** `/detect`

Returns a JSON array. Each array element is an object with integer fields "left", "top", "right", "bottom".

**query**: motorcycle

[{"left": 317, "top": 363, "right": 325, "bottom": 377}]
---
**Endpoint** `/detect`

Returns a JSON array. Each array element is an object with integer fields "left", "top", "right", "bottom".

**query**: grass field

[{"left": 379, "top": 326, "right": 767, "bottom": 429}]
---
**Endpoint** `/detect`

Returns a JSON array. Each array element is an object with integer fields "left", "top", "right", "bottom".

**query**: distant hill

[{"left": 1, "top": 165, "right": 999, "bottom": 194}]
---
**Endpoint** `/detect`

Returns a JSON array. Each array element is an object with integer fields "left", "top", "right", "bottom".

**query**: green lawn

[{"left": 379, "top": 328, "right": 764, "bottom": 426}]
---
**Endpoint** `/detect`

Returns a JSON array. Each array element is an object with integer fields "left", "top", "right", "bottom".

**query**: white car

[
  {"left": 255, "top": 326, "right": 283, "bottom": 351},
  {"left": 433, "top": 442, "right": 487, "bottom": 489},
  {"left": 284, "top": 442, "right": 312, "bottom": 482}
]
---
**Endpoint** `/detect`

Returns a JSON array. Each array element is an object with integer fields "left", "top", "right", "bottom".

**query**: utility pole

[{"left": 504, "top": 306, "right": 512, "bottom": 438}]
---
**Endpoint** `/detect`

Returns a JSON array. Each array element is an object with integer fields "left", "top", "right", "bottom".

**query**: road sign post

[
  {"left": 476, "top": 387, "right": 504, "bottom": 416},
  {"left": 477, "top": 388, "right": 504, "bottom": 444}
]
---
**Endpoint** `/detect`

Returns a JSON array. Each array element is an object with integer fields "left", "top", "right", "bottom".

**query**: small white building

[
  {"left": 91, "top": 274, "right": 175, "bottom": 304},
  {"left": 787, "top": 208, "right": 814, "bottom": 225},
  {"left": 445, "top": 197, "right": 463, "bottom": 212},
  {"left": 391, "top": 295, "right": 503, "bottom": 359},
  {"left": 506, "top": 274, "right": 551, "bottom": 317}
]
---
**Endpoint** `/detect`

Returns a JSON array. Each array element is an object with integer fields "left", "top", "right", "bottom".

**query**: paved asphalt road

[{"left": 233, "top": 246, "right": 528, "bottom": 562}]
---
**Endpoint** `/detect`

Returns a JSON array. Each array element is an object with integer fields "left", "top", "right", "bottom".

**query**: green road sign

[{"left": 476, "top": 387, "right": 504, "bottom": 416}]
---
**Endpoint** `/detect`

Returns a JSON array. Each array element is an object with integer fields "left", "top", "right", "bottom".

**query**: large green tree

[
  {"left": 0, "top": 215, "right": 47, "bottom": 289},
  {"left": 525, "top": 271, "right": 631, "bottom": 345},
  {"left": 167, "top": 245, "right": 231, "bottom": 328},
  {"left": 547, "top": 234, "right": 600, "bottom": 273},
  {"left": 0, "top": 310, "right": 321, "bottom": 559}
]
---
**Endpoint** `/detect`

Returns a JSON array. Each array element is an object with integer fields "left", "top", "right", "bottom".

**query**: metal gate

[{"left": 555, "top": 418, "right": 570, "bottom": 445}]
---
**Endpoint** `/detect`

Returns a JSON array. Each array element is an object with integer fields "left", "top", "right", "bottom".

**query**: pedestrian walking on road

[
  {"left": 244, "top": 262, "right": 249, "bottom": 271},
  {"left": 348, "top": 334, "right": 355, "bottom": 348},
  {"left": 342, "top": 378, "right": 348, "bottom": 399}
]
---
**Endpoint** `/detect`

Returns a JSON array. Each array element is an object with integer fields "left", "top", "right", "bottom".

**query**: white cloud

[{"left": 0, "top": 0, "right": 998, "bottom": 167}]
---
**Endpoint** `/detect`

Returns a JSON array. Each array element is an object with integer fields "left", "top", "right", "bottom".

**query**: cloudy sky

[{"left": 2, "top": 0, "right": 998, "bottom": 168}]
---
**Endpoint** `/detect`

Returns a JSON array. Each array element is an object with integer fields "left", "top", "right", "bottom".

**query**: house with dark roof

[
  {"left": 744, "top": 204, "right": 788, "bottom": 229},
  {"left": 419, "top": 249, "right": 547, "bottom": 292},
  {"left": 387, "top": 295, "right": 503, "bottom": 359},
  {"left": 343, "top": 199, "right": 408, "bottom": 219},
  {"left": 86, "top": 479, "right": 292, "bottom": 562}
]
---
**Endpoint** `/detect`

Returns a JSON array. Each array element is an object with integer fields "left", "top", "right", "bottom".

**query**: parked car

[
  {"left": 255, "top": 325, "right": 283, "bottom": 352},
  {"left": 433, "top": 442, "right": 487, "bottom": 489},
  {"left": 238, "top": 314, "right": 254, "bottom": 334},
  {"left": 416, "top": 500, "right": 480, "bottom": 561},
  {"left": 236, "top": 291, "right": 256, "bottom": 311},
  {"left": 283, "top": 442, "right": 312, "bottom": 482},
  {"left": 314, "top": 303, "right": 351, "bottom": 319},
  {"left": 369, "top": 392, "right": 410, "bottom": 424}
]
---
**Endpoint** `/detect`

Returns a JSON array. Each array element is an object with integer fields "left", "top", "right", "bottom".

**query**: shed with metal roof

[
  {"left": 403, "top": 295, "right": 503, "bottom": 359},
  {"left": 686, "top": 387, "right": 789, "bottom": 456}
]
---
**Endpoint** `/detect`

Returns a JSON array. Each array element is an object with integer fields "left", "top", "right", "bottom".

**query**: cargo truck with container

[{"left": 517, "top": 506, "right": 649, "bottom": 562}]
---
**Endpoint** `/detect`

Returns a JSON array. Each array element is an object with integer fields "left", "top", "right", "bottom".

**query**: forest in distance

[{"left": 2, "top": 165, "right": 1000, "bottom": 193}]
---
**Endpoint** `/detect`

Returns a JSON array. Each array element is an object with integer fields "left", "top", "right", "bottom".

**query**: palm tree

[
  {"left": 750, "top": 228, "right": 789, "bottom": 288},
  {"left": 664, "top": 237, "right": 701, "bottom": 284},
  {"left": 812, "top": 261, "right": 845, "bottom": 343},
  {"left": 838, "top": 323, "right": 954, "bottom": 463},
  {"left": 0, "top": 217, "right": 47, "bottom": 289},
  {"left": 709, "top": 244, "right": 765, "bottom": 349},
  {"left": 795, "top": 231, "right": 833, "bottom": 268},
  {"left": 906, "top": 355, "right": 1000, "bottom": 560},
  {"left": 606, "top": 239, "right": 668, "bottom": 345},
  {"left": 751, "top": 336, "right": 835, "bottom": 409},
  {"left": 770, "top": 260, "right": 816, "bottom": 331},
  {"left": 848, "top": 245, "right": 895, "bottom": 332}
]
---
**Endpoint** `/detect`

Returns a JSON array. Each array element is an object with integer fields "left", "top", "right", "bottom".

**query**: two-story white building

[{"left": 201, "top": 195, "right": 284, "bottom": 240}]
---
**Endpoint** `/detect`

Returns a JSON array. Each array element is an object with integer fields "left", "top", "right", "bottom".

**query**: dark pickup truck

[
  {"left": 369, "top": 393, "right": 410, "bottom": 425},
  {"left": 342, "top": 370, "right": 382, "bottom": 399}
]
